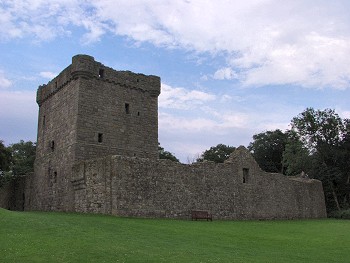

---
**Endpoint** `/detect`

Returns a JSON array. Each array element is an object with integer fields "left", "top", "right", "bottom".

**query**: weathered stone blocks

[{"left": 0, "top": 55, "right": 327, "bottom": 220}]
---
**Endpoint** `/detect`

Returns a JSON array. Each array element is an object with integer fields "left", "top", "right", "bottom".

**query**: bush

[
  {"left": 0, "top": 171, "right": 14, "bottom": 187},
  {"left": 329, "top": 209, "right": 350, "bottom": 219}
]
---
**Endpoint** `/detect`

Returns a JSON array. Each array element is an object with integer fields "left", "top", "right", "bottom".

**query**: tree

[
  {"left": 291, "top": 108, "right": 349, "bottom": 212},
  {"left": 0, "top": 140, "right": 13, "bottom": 187},
  {"left": 197, "top": 144, "right": 235, "bottom": 163},
  {"left": 8, "top": 140, "right": 36, "bottom": 176},
  {"left": 291, "top": 108, "right": 346, "bottom": 152},
  {"left": 248, "top": 130, "right": 288, "bottom": 173},
  {"left": 0, "top": 140, "right": 12, "bottom": 174},
  {"left": 282, "top": 131, "right": 311, "bottom": 176},
  {"left": 158, "top": 143, "right": 179, "bottom": 162}
]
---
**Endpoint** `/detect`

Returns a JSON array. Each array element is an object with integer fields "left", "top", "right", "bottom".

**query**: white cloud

[
  {"left": 0, "top": 90, "right": 37, "bottom": 117},
  {"left": 159, "top": 83, "right": 216, "bottom": 110},
  {"left": 159, "top": 113, "right": 216, "bottom": 132},
  {"left": 0, "top": 71, "right": 12, "bottom": 89},
  {"left": 213, "top": 67, "right": 237, "bottom": 80},
  {"left": 237, "top": 33, "right": 350, "bottom": 89},
  {"left": 335, "top": 109, "right": 350, "bottom": 120},
  {"left": 39, "top": 71, "right": 57, "bottom": 79},
  {"left": 2, "top": 0, "right": 350, "bottom": 88},
  {"left": 159, "top": 108, "right": 250, "bottom": 139},
  {"left": 0, "top": 90, "right": 38, "bottom": 144},
  {"left": 158, "top": 111, "right": 253, "bottom": 162},
  {"left": 0, "top": 0, "right": 91, "bottom": 41}
]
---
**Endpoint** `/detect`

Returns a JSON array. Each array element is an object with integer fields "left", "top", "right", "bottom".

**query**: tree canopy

[
  {"left": 0, "top": 140, "right": 12, "bottom": 175},
  {"left": 9, "top": 140, "right": 36, "bottom": 176},
  {"left": 197, "top": 144, "right": 235, "bottom": 163},
  {"left": 248, "top": 129, "right": 288, "bottom": 173},
  {"left": 291, "top": 108, "right": 346, "bottom": 151},
  {"left": 282, "top": 131, "right": 311, "bottom": 176},
  {"left": 0, "top": 140, "right": 36, "bottom": 187},
  {"left": 290, "top": 108, "right": 349, "bottom": 212},
  {"left": 158, "top": 143, "right": 179, "bottom": 162},
  {"left": 248, "top": 108, "right": 350, "bottom": 213}
]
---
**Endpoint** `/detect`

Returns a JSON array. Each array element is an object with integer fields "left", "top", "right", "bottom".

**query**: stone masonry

[
  {"left": 27, "top": 54, "right": 160, "bottom": 211},
  {"left": 1, "top": 54, "right": 327, "bottom": 219},
  {"left": 71, "top": 146, "right": 326, "bottom": 219}
]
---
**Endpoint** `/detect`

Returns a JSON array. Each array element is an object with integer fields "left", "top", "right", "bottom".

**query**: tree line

[{"left": 0, "top": 140, "right": 36, "bottom": 187}]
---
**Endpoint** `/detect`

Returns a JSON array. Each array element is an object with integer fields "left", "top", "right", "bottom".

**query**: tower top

[{"left": 37, "top": 54, "right": 161, "bottom": 106}]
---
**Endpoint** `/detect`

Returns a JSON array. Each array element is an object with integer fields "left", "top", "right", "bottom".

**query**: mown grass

[{"left": 0, "top": 208, "right": 349, "bottom": 263}]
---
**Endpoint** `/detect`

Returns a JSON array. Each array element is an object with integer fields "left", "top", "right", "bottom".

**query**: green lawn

[{"left": 0, "top": 208, "right": 349, "bottom": 263}]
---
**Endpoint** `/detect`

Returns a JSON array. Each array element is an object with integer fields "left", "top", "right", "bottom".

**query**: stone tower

[{"left": 28, "top": 54, "right": 161, "bottom": 211}]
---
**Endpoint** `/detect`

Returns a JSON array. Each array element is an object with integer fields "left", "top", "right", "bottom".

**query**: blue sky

[{"left": 1, "top": 0, "right": 350, "bottom": 162}]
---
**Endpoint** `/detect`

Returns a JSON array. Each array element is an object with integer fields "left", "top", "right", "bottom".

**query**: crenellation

[
  {"left": 0, "top": 54, "right": 327, "bottom": 220},
  {"left": 37, "top": 55, "right": 160, "bottom": 107}
]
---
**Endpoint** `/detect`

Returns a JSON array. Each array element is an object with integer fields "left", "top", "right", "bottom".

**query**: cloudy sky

[{"left": 1, "top": 0, "right": 350, "bottom": 162}]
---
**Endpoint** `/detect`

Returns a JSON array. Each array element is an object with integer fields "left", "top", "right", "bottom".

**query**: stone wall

[
  {"left": 0, "top": 177, "right": 26, "bottom": 211},
  {"left": 31, "top": 75, "right": 79, "bottom": 211},
  {"left": 0, "top": 183, "right": 12, "bottom": 210},
  {"left": 75, "top": 71, "right": 159, "bottom": 161},
  {"left": 71, "top": 147, "right": 327, "bottom": 220},
  {"left": 0, "top": 55, "right": 327, "bottom": 220},
  {"left": 28, "top": 54, "right": 161, "bottom": 212}
]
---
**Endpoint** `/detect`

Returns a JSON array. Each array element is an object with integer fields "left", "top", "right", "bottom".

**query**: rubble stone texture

[{"left": 1, "top": 55, "right": 327, "bottom": 219}]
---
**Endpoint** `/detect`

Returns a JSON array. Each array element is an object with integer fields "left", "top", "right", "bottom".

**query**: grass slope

[{"left": 0, "top": 208, "right": 349, "bottom": 263}]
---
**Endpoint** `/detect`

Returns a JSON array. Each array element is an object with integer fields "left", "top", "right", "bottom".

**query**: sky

[{"left": 1, "top": 0, "right": 350, "bottom": 162}]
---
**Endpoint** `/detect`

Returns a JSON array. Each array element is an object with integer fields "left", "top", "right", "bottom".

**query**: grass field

[{"left": 0, "top": 208, "right": 349, "bottom": 263}]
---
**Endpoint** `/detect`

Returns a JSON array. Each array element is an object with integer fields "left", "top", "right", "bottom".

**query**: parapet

[{"left": 37, "top": 54, "right": 161, "bottom": 106}]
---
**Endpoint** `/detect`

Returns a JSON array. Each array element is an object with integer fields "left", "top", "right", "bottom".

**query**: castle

[{"left": 0, "top": 55, "right": 327, "bottom": 219}]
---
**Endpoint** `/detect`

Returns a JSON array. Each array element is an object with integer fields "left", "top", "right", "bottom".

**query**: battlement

[{"left": 37, "top": 54, "right": 161, "bottom": 106}]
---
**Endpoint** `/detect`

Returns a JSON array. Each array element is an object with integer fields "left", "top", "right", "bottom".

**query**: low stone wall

[
  {"left": 0, "top": 177, "right": 26, "bottom": 211},
  {"left": 0, "top": 182, "right": 12, "bottom": 210},
  {"left": 1, "top": 147, "right": 327, "bottom": 220},
  {"left": 71, "top": 149, "right": 327, "bottom": 220}
]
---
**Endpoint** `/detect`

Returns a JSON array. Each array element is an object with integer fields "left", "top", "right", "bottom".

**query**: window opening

[
  {"left": 50, "top": 140, "right": 55, "bottom": 151},
  {"left": 137, "top": 111, "right": 140, "bottom": 116},
  {"left": 99, "top": 69, "right": 104, "bottom": 78},
  {"left": 243, "top": 168, "right": 249, "bottom": 183},
  {"left": 98, "top": 133, "right": 103, "bottom": 143},
  {"left": 125, "top": 103, "right": 130, "bottom": 114},
  {"left": 43, "top": 115, "right": 46, "bottom": 128}
]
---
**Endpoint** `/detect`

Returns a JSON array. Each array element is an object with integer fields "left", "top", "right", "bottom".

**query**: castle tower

[{"left": 29, "top": 55, "right": 161, "bottom": 211}]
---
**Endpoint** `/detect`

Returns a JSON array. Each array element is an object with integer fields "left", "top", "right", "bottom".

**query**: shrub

[{"left": 329, "top": 209, "right": 350, "bottom": 219}]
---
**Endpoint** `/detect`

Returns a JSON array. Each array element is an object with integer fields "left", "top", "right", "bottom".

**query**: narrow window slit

[
  {"left": 99, "top": 69, "right": 104, "bottom": 78},
  {"left": 125, "top": 103, "right": 130, "bottom": 114},
  {"left": 50, "top": 140, "right": 55, "bottom": 151},
  {"left": 243, "top": 168, "right": 249, "bottom": 183},
  {"left": 98, "top": 133, "right": 103, "bottom": 143}
]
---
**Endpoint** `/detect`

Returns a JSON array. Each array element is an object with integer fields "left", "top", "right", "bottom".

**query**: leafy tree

[
  {"left": 0, "top": 140, "right": 12, "bottom": 174},
  {"left": 197, "top": 144, "right": 235, "bottom": 163},
  {"left": 291, "top": 108, "right": 349, "bottom": 212},
  {"left": 8, "top": 140, "right": 36, "bottom": 176},
  {"left": 0, "top": 140, "right": 13, "bottom": 187},
  {"left": 291, "top": 108, "right": 346, "bottom": 152},
  {"left": 248, "top": 130, "right": 288, "bottom": 173},
  {"left": 282, "top": 131, "right": 312, "bottom": 176},
  {"left": 158, "top": 143, "right": 179, "bottom": 162}
]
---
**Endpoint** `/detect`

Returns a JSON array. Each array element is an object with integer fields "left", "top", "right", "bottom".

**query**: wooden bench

[{"left": 191, "top": 210, "right": 212, "bottom": 221}]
